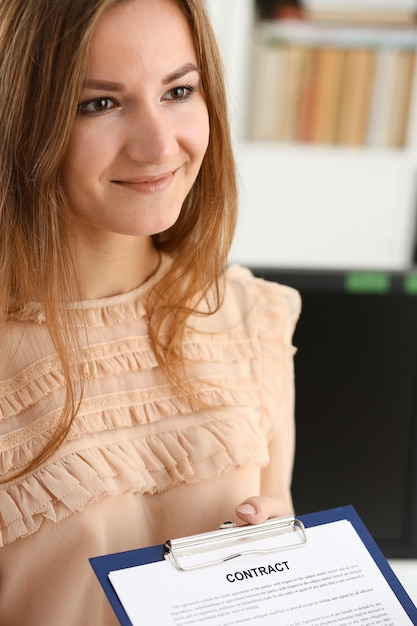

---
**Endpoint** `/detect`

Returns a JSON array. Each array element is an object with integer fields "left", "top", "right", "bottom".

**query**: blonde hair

[{"left": 0, "top": 0, "right": 238, "bottom": 478}]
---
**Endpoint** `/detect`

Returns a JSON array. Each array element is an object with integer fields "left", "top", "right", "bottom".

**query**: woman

[{"left": 0, "top": 0, "right": 301, "bottom": 623}]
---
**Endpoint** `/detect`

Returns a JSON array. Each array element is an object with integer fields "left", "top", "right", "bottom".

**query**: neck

[{"left": 72, "top": 230, "right": 161, "bottom": 300}]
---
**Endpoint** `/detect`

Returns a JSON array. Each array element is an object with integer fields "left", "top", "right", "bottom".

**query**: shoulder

[
  {"left": 191, "top": 264, "right": 301, "bottom": 337},
  {"left": 225, "top": 264, "right": 301, "bottom": 323}
]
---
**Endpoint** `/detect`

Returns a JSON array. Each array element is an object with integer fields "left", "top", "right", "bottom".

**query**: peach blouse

[{"left": 0, "top": 256, "right": 300, "bottom": 626}]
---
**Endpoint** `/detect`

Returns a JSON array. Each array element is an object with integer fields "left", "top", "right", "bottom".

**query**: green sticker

[
  {"left": 404, "top": 274, "right": 417, "bottom": 294},
  {"left": 344, "top": 272, "right": 390, "bottom": 293}
]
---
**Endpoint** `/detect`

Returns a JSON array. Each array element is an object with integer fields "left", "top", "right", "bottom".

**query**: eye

[
  {"left": 163, "top": 85, "right": 196, "bottom": 102},
  {"left": 78, "top": 97, "right": 118, "bottom": 115}
]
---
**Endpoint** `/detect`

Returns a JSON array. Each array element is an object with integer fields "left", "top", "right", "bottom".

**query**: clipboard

[{"left": 89, "top": 505, "right": 417, "bottom": 626}]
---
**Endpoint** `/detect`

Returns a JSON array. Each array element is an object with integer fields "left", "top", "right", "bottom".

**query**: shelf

[{"left": 209, "top": 0, "right": 417, "bottom": 269}]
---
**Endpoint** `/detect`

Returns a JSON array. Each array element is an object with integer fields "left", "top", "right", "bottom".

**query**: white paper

[{"left": 108, "top": 520, "right": 414, "bottom": 625}]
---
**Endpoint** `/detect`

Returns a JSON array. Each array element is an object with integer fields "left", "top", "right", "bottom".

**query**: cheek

[
  {"left": 62, "top": 125, "right": 113, "bottom": 185},
  {"left": 188, "top": 109, "right": 210, "bottom": 165}
]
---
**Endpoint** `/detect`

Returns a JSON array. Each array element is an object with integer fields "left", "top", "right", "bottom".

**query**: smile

[{"left": 114, "top": 170, "right": 176, "bottom": 194}]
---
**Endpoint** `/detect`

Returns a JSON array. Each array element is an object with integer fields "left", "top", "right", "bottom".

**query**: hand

[{"left": 235, "top": 495, "right": 293, "bottom": 525}]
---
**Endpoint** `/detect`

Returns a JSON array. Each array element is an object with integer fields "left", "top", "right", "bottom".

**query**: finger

[{"left": 235, "top": 496, "right": 288, "bottom": 525}]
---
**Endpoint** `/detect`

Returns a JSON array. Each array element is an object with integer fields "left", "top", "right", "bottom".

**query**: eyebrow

[
  {"left": 162, "top": 63, "right": 201, "bottom": 85},
  {"left": 82, "top": 63, "right": 201, "bottom": 92},
  {"left": 82, "top": 79, "right": 124, "bottom": 92}
]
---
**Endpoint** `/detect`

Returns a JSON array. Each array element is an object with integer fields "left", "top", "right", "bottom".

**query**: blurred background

[{"left": 207, "top": 0, "right": 417, "bottom": 601}]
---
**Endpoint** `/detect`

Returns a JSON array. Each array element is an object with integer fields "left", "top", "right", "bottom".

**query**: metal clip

[{"left": 164, "top": 515, "right": 307, "bottom": 572}]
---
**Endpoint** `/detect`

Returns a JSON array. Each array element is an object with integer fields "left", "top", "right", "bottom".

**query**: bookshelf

[{"left": 206, "top": 0, "right": 417, "bottom": 270}]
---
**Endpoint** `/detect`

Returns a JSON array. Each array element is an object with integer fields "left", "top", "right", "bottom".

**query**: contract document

[{"left": 90, "top": 506, "right": 417, "bottom": 625}]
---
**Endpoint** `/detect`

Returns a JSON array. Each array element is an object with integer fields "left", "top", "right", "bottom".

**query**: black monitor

[{"left": 253, "top": 268, "right": 417, "bottom": 559}]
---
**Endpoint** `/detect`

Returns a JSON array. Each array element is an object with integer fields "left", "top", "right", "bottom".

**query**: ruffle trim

[
  {"left": 0, "top": 327, "right": 265, "bottom": 421},
  {"left": 0, "top": 384, "right": 260, "bottom": 473},
  {"left": 0, "top": 416, "right": 269, "bottom": 546},
  {"left": 8, "top": 260, "right": 300, "bottom": 335},
  {"left": 8, "top": 253, "right": 171, "bottom": 327},
  {"left": 9, "top": 295, "right": 148, "bottom": 328},
  {"left": 229, "top": 267, "right": 301, "bottom": 439}
]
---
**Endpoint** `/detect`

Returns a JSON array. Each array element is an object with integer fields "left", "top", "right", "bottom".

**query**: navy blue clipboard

[{"left": 89, "top": 505, "right": 417, "bottom": 626}]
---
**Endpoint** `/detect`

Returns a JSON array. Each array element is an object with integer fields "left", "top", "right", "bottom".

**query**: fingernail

[{"left": 237, "top": 504, "right": 257, "bottom": 515}]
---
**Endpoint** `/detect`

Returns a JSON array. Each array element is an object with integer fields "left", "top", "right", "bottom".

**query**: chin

[{"left": 131, "top": 209, "right": 183, "bottom": 237}]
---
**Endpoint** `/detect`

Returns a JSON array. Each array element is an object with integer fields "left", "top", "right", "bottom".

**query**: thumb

[{"left": 235, "top": 496, "right": 287, "bottom": 525}]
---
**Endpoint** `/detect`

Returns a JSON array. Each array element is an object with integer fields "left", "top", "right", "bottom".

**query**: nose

[{"left": 123, "top": 104, "right": 179, "bottom": 165}]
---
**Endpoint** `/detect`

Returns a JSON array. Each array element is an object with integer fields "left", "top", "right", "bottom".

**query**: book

[
  {"left": 366, "top": 47, "right": 399, "bottom": 146},
  {"left": 336, "top": 47, "right": 376, "bottom": 145},
  {"left": 296, "top": 45, "right": 318, "bottom": 142},
  {"left": 387, "top": 49, "right": 415, "bottom": 147},
  {"left": 275, "top": 44, "right": 308, "bottom": 142},
  {"left": 247, "top": 40, "right": 286, "bottom": 140},
  {"left": 367, "top": 48, "right": 416, "bottom": 147},
  {"left": 310, "top": 46, "right": 346, "bottom": 143}
]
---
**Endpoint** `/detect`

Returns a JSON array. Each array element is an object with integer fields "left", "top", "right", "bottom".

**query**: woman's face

[{"left": 61, "top": 0, "right": 210, "bottom": 239}]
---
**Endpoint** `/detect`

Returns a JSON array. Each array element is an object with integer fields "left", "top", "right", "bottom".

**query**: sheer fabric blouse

[{"left": 0, "top": 256, "right": 300, "bottom": 625}]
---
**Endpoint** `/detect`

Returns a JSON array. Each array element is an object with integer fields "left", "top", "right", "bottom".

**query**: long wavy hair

[{"left": 0, "top": 0, "right": 238, "bottom": 477}]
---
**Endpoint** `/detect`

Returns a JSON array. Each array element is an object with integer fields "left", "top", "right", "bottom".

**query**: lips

[{"left": 113, "top": 170, "right": 176, "bottom": 194}]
